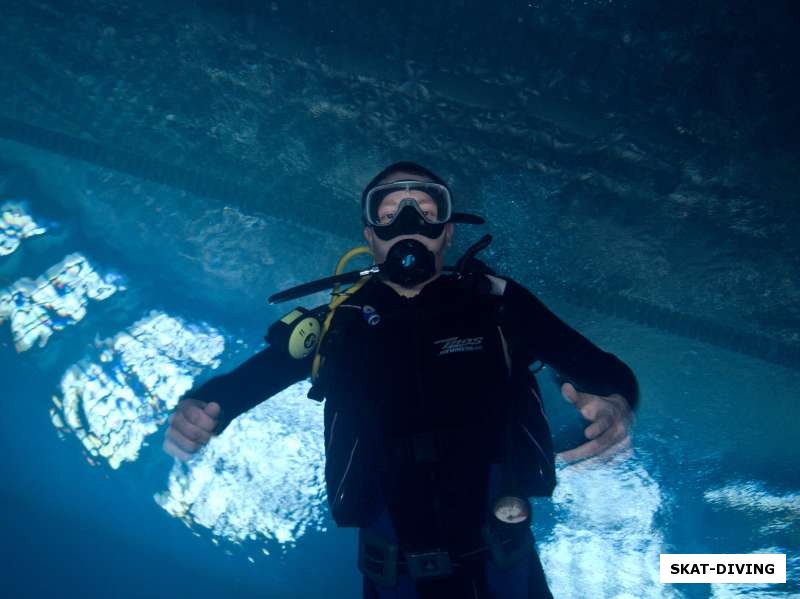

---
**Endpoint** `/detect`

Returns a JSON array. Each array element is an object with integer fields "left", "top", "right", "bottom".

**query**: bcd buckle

[{"left": 405, "top": 550, "right": 453, "bottom": 581}]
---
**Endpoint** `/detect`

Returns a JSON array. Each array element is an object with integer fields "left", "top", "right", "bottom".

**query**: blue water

[
  {"left": 2, "top": 145, "right": 796, "bottom": 598},
  {"left": 0, "top": 164, "right": 359, "bottom": 598},
  {"left": 1, "top": 1, "right": 798, "bottom": 597}
]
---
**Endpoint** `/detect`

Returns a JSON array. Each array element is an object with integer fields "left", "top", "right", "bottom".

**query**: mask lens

[{"left": 366, "top": 181, "right": 451, "bottom": 226}]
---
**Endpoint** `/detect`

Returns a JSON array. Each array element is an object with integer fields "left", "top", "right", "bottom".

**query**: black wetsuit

[{"left": 186, "top": 273, "right": 639, "bottom": 598}]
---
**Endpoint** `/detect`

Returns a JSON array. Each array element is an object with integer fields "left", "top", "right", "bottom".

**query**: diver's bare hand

[
  {"left": 556, "top": 382, "right": 633, "bottom": 463},
  {"left": 163, "top": 398, "right": 221, "bottom": 461}
]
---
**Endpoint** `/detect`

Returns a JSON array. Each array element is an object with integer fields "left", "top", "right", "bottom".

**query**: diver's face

[
  {"left": 363, "top": 172, "right": 453, "bottom": 271},
  {"left": 373, "top": 188, "right": 440, "bottom": 224}
]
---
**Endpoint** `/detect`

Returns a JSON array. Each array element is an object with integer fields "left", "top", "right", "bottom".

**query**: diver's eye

[{"left": 379, "top": 212, "right": 395, "bottom": 224}]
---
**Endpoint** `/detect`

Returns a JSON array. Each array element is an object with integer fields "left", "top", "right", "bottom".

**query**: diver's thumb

[
  {"left": 205, "top": 401, "right": 221, "bottom": 419},
  {"left": 561, "top": 382, "right": 579, "bottom": 403}
]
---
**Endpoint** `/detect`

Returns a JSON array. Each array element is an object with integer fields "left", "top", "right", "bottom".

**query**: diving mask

[
  {"left": 370, "top": 200, "right": 447, "bottom": 241},
  {"left": 364, "top": 180, "right": 452, "bottom": 226}
]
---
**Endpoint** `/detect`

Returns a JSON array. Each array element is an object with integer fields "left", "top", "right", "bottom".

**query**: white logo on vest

[{"left": 434, "top": 336, "right": 484, "bottom": 356}]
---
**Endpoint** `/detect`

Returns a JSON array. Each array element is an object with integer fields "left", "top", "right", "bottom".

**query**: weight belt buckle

[{"left": 405, "top": 549, "right": 453, "bottom": 581}]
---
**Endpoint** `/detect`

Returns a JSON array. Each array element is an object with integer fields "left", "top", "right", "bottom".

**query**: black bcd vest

[{"left": 308, "top": 273, "right": 556, "bottom": 529}]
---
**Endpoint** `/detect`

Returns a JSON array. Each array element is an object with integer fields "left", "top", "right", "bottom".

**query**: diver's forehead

[{"left": 379, "top": 171, "right": 432, "bottom": 184}]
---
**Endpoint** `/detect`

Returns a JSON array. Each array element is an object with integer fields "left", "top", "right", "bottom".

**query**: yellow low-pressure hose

[{"left": 311, "top": 246, "right": 373, "bottom": 381}]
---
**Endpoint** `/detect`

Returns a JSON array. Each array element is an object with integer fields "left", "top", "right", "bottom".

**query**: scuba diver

[{"left": 163, "top": 161, "right": 639, "bottom": 598}]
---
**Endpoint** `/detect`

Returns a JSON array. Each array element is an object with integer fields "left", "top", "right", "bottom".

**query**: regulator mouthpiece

[{"left": 381, "top": 238, "right": 436, "bottom": 288}]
